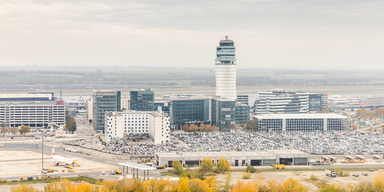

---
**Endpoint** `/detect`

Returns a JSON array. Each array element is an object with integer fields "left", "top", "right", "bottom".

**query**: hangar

[{"left": 156, "top": 150, "right": 310, "bottom": 167}]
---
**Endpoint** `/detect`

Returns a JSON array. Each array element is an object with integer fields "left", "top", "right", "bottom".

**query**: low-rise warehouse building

[
  {"left": 156, "top": 150, "right": 309, "bottom": 167},
  {"left": 254, "top": 114, "right": 349, "bottom": 133}
]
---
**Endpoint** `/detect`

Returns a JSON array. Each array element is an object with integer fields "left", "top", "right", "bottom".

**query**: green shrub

[
  {"left": 245, "top": 165, "right": 257, "bottom": 173},
  {"left": 172, "top": 160, "right": 184, "bottom": 175},
  {"left": 310, "top": 174, "right": 319, "bottom": 181}
]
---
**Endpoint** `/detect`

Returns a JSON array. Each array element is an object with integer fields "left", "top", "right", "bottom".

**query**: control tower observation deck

[{"left": 215, "top": 36, "right": 237, "bottom": 101}]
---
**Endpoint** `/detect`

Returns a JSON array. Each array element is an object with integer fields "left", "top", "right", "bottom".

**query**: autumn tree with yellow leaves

[
  {"left": 216, "top": 157, "right": 231, "bottom": 173},
  {"left": 16, "top": 172, "right": 384, "bottom": 192}
]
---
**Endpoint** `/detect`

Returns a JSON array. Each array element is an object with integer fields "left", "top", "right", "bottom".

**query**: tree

[
  {"left": 18, "top": 125, "right": 30, "bottom": 135},
  {"left": 245, "top": 165, "right": 257, "bottom": 173},
  {"left": 206, "top": 125, "right": 212, "bottom": 132},
  {"left": 1, "top": 121, "right": 6, "bottom": 128},
  {"left": 10, "top": 127, "right": 19, "bottom": 134},
  {"left": 189, "top": 124, "right": 198, "bottom": 133},
  {"left": 122, "top": 107, "right": 127, "bottom": 110},
  {"left": 182, "top": 124, "right": 188, "bottom": 131},
  {"left": 246, "top": 120, "right": 257, "bottom": 132},
  {"left": 189, "top": 178, "right": 209, "bottom": 192},
  {"left": 374, "top": 173, "right": 384, "bottom": 191},
  {"left": 222, "top": 171, "right": 232, "bottom": 192},
  {"left": 11, "top": 184, "right": 39, "bottom": 192},
  {"left": 199, "top": 123, "right": 206, "bottom": 132},
  {"left": 1, "top": 127, "right": 8, "bottom": 134},
  {"left": 200, "top": 157, "right": 213, "bottom": 173},
  {"left": 211, "top": 125, "right": 218, "bottom": 132},
  {"left": 217, "top": 157, "right": 231, "bottom": 173},
  {"left": 172, "top": 160, "right": 184, "bottom": 174},
  {"left": 66, "top": 116, "right": 77, "bottom": 133},
  {"left": 282, "top": 178, "right": 308, "bottom": 192}
]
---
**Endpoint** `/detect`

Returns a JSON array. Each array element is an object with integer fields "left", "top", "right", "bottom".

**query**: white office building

[
  {"left": 86, "top": 97, "right": 93, "bottom": 123},
  {"left": 0, "top": 93, "right": 66, "bottom": 128},
  {"left": 365, "top": 95, "right": 384, "bottom": 107},
  {"left": 121, "top": 96, "right": 130, "bottom": 110},
  {"left": 215, "top": 36, "right": 237, "bottom": 101},
  {"left": 105, "top": 111, "right": 170, "bottom": 144},
  {"left": 237, "top": 94, "right": 257, "bottom": 107},
  {"left": 255, "top": 90, "right": 309, "bottom": 114},
  {"left": 254, "top": 114, "right": 349, "bottom": 133}
]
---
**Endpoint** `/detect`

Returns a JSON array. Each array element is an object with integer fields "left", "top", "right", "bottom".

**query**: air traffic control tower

[{"left": 215, "top": 36, "right": 237, "bottom": 100}]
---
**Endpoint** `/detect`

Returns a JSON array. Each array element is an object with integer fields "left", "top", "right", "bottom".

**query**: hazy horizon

[{"left": 1, "top": 0, "right": 384, "bottom": 69}]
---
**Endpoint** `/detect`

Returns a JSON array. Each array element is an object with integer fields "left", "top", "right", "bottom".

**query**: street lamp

[{"left": 42, "top": 131, "right": 44, "bottom": 179}]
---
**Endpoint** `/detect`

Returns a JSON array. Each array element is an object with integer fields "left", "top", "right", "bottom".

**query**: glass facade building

[
  {"left": 130, "top": 89, "right": 154, "bottom": 111},
  {"left": 212, "top": 99, "right": 236, "bottom": 131},
  {"left": 235, "top": 103, "right": 250, "bottom": 125},
  {"left": 170, "top": 98, "right": 236, "bottom": 131},
  {"left": 170, "top": 98, "right": 212, "bottom": 129},
  {"left": 308, "top": 93, "right": 328, "bottom": 111},
  {"left": 254, "top": 114, "right": 349, "bottom": 133},
  {"left": 93, "top": 91, "right": 121, "bottom": 132}
]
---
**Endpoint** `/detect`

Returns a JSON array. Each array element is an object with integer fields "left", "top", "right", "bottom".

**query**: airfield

[{"left": 0, "top": 150, "right": 116, "bottom": 178}]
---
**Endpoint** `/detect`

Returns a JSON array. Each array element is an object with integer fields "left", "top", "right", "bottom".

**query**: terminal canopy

[{"left": 118, "top": 162, "right": 156, "bottom": 170}]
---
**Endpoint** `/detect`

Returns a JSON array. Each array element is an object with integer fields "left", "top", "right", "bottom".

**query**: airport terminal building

[
  {"left": 254, "top": 114, "right": 349, "bottom": 133},
  {"left": 0, "top": 93, "right": 66, "bottom": 128},
  {"left": 156, "top": 150, "right": 310, "bottom": 167}
]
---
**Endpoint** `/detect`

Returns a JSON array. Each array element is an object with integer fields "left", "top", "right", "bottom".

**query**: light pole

[{"left": 42, "top": 131, "right": 44, "bottom": 179}]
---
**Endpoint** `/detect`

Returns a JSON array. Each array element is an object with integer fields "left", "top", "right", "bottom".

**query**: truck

[
  {"left": 271, "top": 164, "right": 285, "bottom": 169},
  {"left": 110, "top": 169, "right": 122, "bottom": 175},
  {"left": 310, "top": 161, "right": 324, "bottom": 166},
  {"left": 325, "top": 169, "right": 336, "bottom": 177},
  {"left": 329, "top": 156, "right": 338, "bottom": 163},
  {"left": 355, "top": 155, "right": 366, "bottom": 162},
  {"left": 321, "top": 156, "right": 331, "bottom": 162}
]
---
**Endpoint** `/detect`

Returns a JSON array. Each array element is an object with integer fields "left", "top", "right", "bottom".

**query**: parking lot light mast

[{"left": 42, "top": 131, "right": 44, "bottom": 179}]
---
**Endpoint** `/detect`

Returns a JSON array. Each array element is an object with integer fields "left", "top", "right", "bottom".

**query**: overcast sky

[{"left": 1, "top": 0, "right": 383, "bottom": 69}]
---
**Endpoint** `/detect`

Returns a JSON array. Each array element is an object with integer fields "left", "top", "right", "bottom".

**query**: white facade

[
  {"left": 256, "top": 90, "right": 309, "bottom": 114},
  {"left": 215, "top": 65, "right": 237, "bottom": 100},
  {"left": 254, "top": 114, "right": 349, "bottom": 133},
  {"left": 0, "top": 102, "right": 65, "bottom": 128},
  {"left": 237, "top": 94, "right": 258, "bottom": 107},
  {"left": 0, "top": 94, "right": 65, "bottom": 128},
  {"left": 105, "top": 111, "right": 170, "bottom": 144},
  {"left": 121, "top": 97, "right": 130, "bottom": 110},
  {"left": 366, "top": 95, "right": 384, "bottom": 107},
  {"left": 215, "top": 36, "right": 237, "bottom": 101},
  {"left": 86, "top": 97, "right": 93, "bottom": 122}
]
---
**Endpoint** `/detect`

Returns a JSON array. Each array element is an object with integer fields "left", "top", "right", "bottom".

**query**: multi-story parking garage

[
  {"left": 254, "top": 114, "right": 349, "bottom": 133},
  {"left": 0, "top": 93, "right": 66, "bottom": 128},
  {"left": 156, "top": 150, "right": 310, "bottom": 167}
]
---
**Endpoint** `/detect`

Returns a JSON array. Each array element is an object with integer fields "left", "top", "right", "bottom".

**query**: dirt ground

[
  {"left": 0, "top": 183, "right": 47, "bottom": 192},
  {"left": 0, "top": 151, "right": 116, "bottom": 177},
  {"left": 215, "top": 171, "right": 382, "bottom": 192}
]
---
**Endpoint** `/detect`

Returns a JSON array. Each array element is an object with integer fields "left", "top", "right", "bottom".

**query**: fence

[{"left": 3, "top": 144, "right": 65, "bottom": 155}]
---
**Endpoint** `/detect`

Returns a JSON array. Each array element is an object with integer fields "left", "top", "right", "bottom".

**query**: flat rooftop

[
  {"left": 254, "top": 114, "right": 349, "bottom": 119},
  {"left": 156, "top": 150, "right": 307, "bottom": 158}
]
